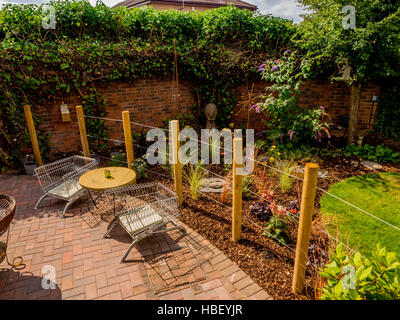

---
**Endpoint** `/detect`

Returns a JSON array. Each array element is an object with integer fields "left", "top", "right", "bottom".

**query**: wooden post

[
  {"left": 76, "top": 105, "right": 90, "bottom": 158},
  {"left": 292, "top": 162, "right": 319, "bottom": 294},
  {"left": 23, "top": 105, "right": 42, "bottom": 167},
  {"left": 232, "top": 137, "right": 243, "bottom": 242},
  {"left": 170, "top": 120, "right": 183, "bottom": 206},
  {"left": 122, "top": 111, "right": 134, "bottom": 169}
]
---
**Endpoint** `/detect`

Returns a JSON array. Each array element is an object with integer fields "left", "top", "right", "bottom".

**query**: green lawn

[{"left": 320, "top": 172, "right": 400, "bottom": 255}]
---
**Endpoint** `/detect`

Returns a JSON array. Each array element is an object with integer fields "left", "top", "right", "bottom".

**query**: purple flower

[
  {"left": 251, "top": 104, "right": 257, "bottom": 109},
  {"left": 258, "top": 64, "right": 265, "bottom": 72},
  {"left": 272, "top": 66, "right": 278, "bottom": 71},
  {"left": 255, "top": 106, "right": 261, "bottom": 113},
  {"left": 316, "top": 131, "right": 322, "bottom": 142},
  {"left": 276, "top": 60, "right": 280, "bottom": 65},
  {"left": 285, "top": 49, "right": 292, "bottom": 54},
  {"left": 320, "top": 106, "right": 325, "bottom": 110},
  {"left": 288, "top": 130, "right": 295, "bottom": 140}
]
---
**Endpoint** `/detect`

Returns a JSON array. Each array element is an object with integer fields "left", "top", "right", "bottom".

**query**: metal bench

[
  {"left": 104, "top": 182, "right": 185, "bottom": 263},
  {"left": 34, "top": 155, "right": 98, "bottom": 218}
]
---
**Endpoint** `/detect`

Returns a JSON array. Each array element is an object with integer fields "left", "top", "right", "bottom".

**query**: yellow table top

[{"left": 79, "top": 167, "right": 136, "bottom": 191}]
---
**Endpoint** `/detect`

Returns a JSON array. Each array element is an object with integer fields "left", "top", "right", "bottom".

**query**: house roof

[{"left": 113, "top": 0, "right": 257, "bottom": 11}]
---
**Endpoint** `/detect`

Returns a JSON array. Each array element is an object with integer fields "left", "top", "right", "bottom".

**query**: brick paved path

[{"left": 0, "top": 175, "right": 271, "bottom": 300}]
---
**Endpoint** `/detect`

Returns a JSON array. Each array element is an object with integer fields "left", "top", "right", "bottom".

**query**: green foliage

[
  {"left": 373, "top": 85, "right": 400, "bottom": 138},
  {"left": 297, "top": 0, "right": 400, "bottom": 83},
  {"left": 262, "top": 213, "right": 290, "bottom": 245},
  {"left": 272, "top": 159, "right": 297, "bottom": 192},
  {"left": 0, "top": 1, "right": 295, "bottom": 170},
  {"left": 320, "top": 244, "right": 400, "bottom": 300},
  {"left": 183, "top": 162, "right": 207, "bottom": 201},
  {"left": 256, "top": 51, "right": 330, "bottom": 144},
  {"left": 108, "top": 152, "right": 125, "bottom": 167},
  {"left": 241, "top": 174, "right": 254, "bottom": 199},
  {"left": 131, "top": 156, "right": 148, "bottom": 181},
  {"left": 343, "top": 144, "right": 400, "bottom": 163},
  {"left": 82, "top": 93, "right": 108, "bottom": 153}
]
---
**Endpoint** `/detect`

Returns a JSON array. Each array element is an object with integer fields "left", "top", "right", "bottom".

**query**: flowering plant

[
  {"left": 255, "top": 51, "right": 331, "bottom": 144},
  {"left": 22, "top": 146, "right": 32, "bottom": 155}
]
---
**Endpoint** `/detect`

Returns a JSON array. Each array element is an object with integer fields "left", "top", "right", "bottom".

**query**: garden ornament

[{"left": 205, "top": 103, "right": 217, "bottom": 129}]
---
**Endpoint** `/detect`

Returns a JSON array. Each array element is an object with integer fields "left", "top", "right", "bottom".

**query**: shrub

[
  {"left": 255, "top": 51, "right": 331, "bottom": 145},
  {"left": 343, "top": 144, "right": 400, "bottom": 163},
  {"left": 131, "top": 157, "right": 147, "bottom": 181},
  {"left": 262, "top": 206, "right": 290, "bottom": 245},
  {"left": 250, "top": 201, "right": 272, "bottom": 222},
  {"left": 320, "top": 244, "right": 400, "bottom": 300}
]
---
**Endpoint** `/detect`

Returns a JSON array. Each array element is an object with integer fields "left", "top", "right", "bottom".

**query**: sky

[{"left": 0, "top": 0, "right": 308, "bottom": 23}]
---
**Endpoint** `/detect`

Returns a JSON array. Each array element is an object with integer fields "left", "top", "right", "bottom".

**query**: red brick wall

[
  {"left": 38, "top": 79, "right": 195, "bottom": 154},
  {"left": 36, "top": 78, "right": 379, "bottom": 155},
  {"left": 233, "top": 79, "right": 380, "bottom": 138}
]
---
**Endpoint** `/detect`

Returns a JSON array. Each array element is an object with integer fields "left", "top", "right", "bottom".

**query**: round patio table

[
  {"left": 79, "top": 166, "right": 136, "bottom": 191},
  {"left": 79, "top": 167, "right": 136, "bottom": 221}
]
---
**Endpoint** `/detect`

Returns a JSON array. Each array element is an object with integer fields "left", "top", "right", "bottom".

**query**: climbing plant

[{"left": 0, "top": 1, "right": 295, "bottom": 170}]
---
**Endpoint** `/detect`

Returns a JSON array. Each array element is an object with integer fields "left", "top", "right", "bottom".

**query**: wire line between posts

[
  {"left": 144, "top": 165, "right": 326, "bottom": 275},
  {"left": 79, "top": 114, "right": 400, "bottom": 234}
]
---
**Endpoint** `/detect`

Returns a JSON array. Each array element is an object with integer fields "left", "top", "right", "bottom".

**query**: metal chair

[
  {"left": 0, "top": 194, "right": 16, "bottom": 237},
  {"left": 104, "top": 182, "right": 185, "bottom": 263},
  {"left": 34, "top": 155, "right": 98, "bottom": 218}
]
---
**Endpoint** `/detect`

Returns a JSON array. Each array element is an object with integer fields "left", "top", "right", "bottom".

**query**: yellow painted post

[
  {"left": 76, "top": 105, "right": 90, "bottom": 158},
  {"left": 292, "top": 162, "right": 319, "bottom": 294},
  {"left": 23, "top": 105, "right": 43, "bottom": 167},
  {"left": 122, "top": 111, "right": 134, "bottom": 169},
  {"left": 232, "top": 137, "right": 243, "bottom": 242},
  {"left": 170, "top": 120, "right": 183, "bottom": 206}
]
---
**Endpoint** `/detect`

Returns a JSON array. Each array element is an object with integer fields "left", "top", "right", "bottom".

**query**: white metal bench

[
  {"left": 34, "top": 155, "right": 98, "bottom": 218},
  {"left": 104, "top": 182, "right": 185, "bottom": 263}
]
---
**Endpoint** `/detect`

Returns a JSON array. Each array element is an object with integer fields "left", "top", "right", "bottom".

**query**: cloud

[
  {"left": 0, "top": 0, "right": 308, "bottom": 22},
  {"left": 248, "top": 0, "right": 307, "bottom": 22}
]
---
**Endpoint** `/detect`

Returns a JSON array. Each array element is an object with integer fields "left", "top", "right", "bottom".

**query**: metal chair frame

[
  {"left": 104, "top": 182, "right": 185, "bottom": 263},
  {"left": 34, "top": 155, "right": 98, "bottom": 218}
]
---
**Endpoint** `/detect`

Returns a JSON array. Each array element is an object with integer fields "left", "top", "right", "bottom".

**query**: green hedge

[{"left": 0, "top": 1, "right": 294, "bottom": 169}]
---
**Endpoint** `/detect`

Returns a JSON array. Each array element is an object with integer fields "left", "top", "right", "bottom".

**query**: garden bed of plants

[
  {"left": 132, "top": 153, "right": 399, "bottom": 299},
  {"left": 88, "top": 140, "right": 400, "bottom": 300}
]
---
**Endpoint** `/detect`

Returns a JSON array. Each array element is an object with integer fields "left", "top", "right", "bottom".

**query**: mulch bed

[
  {"left": 142, "top": 168, "right": 326, "bottom": 300},
  {"left": 140, "top": 158, "right": 400, "bottom": 300},
  {"left": 82, "top": 155, "right": 399, "bottom": 299}
]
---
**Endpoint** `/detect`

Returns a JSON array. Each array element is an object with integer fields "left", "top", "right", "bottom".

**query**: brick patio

[{"left": 0, "top": 175, "right": 271, "bottom": 300}]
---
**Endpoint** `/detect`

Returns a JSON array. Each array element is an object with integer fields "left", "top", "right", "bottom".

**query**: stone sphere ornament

[{"left": 204, "top": 103, "right": 218, "bottom": 129}]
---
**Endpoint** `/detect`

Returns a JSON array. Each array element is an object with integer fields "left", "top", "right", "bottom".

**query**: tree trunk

[{"left": 347, "top": 82, "right": 362, "bottom": 145}]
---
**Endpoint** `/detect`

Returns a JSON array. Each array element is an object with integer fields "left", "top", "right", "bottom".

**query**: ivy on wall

[{"left": 0, "top": 1, "right": 295, "bottom": 169}]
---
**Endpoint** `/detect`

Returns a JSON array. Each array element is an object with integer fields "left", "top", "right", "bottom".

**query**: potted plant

[{"left": 23, "top": 153, "right": 37, "bottom": 175}]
